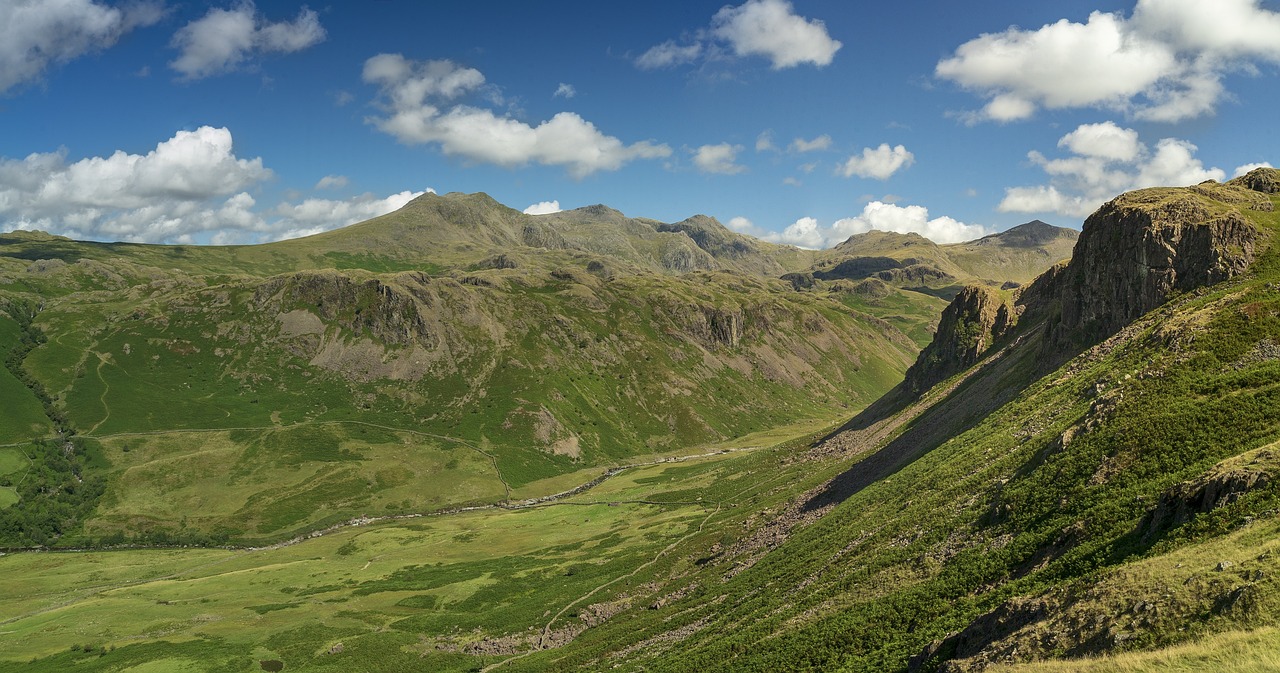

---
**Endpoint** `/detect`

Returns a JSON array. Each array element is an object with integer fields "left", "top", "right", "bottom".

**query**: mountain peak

[{"left": 970, "top": 220, "right": 1076, "bottom": 248}]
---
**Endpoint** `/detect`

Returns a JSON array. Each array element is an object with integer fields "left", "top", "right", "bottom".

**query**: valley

[{"left": 1, "top": 169, "right": 1278, "bottom": 672}]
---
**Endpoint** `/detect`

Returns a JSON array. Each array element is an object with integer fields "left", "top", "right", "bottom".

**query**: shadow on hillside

[{"left": 802, "top": 337, "right": 1049, "bottom": 513}]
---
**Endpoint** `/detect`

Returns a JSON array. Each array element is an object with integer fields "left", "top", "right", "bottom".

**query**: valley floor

[{"left": 0, "top": 421, "right": 836, "bottom": 672}]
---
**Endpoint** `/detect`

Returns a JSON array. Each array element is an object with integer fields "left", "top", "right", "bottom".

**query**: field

[{"left": 0, "top": 427, "right": 838, "bottom": 672}]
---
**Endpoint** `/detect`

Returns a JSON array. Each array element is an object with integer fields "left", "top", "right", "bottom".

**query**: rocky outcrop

[
  {"left": 874, "top": 263, "right": 954, "bottom": 286},
  {"left": 658, "top": 239, "right": 718, "bottom": 272},
  {"left": 903, "top": 284, "right": 1015, "bottom": 392},
  {"left": 1051, "top": 188, "right": 1260, "bottom": 345},
  {"left": 904, "top": 180, "right": 1266, "bottom": 398},
  {"left": 253, "top": 271, "right": 432, "bottom": 347},
  {"left": 1228, "top": 166, "right": 1280, "bottom": 194},
  {"left": 1144, "top": 444, "right": 1280, "bottom": 538},
  {"left": 908, "top": 597, "right": 1055, "bottom": 673},
  {"left": 815, "top": 256, "right": 956, "bottom": 287},
  {"left": 656, "top": 215, "right": 756, "bottom": 260}
]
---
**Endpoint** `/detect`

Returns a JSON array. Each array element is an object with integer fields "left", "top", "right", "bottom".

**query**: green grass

[
  {"left": 0, "top": 439, "right": 804, "bottom": 671},
  {"left": 991, "top": 627, "right": 1280, "bottom": 673},
  {"left": 0, "top": 314, "right": 53, "bottom": 443},
  {"left": 86, "top": 424, "right": 507, "bottom": 543},
  {"left": 0, "top": 446, "right": 30, "bottom": 476}
]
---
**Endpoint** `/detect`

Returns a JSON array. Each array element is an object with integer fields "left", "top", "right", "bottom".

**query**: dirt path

[{"left": 85, "top": 353, "right": 112, "bottom": 435}]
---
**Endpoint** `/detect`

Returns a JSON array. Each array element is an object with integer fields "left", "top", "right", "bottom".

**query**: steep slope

[
  {"left": 0, "top": 174, "right": 1273, "bottom": 672},
  {"left": 464, "top": 169, "right": 1280, "bottom": 672}
]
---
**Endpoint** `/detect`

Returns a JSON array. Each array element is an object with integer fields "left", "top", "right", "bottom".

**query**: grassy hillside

[
  {"left": 0, "top": 192, "right": 956, "bottom": 548},
  {"left": 0, "top": 186, "right": 1105, "bottom": 671}
]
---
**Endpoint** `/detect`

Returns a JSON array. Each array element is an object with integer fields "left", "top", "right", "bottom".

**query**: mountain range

[{"left": 1, "top": 169, "right": 1276, "bottom": 672}]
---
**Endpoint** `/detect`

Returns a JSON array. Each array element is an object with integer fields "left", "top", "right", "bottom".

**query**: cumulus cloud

[
  {"left": 788, "top": 135, "right": 831, "bottom": 153},
  {"left": 711, "top": 0, "right": 841, "bottom": 69},
  {"left": 839, "top": 143, "right": 914, "bottom": 179},
  {"left": 0, "top": 126, "right": 426, "bottom": 244},
  {"left": 750, "top": 203, "right": 988, "bottom": 250},
  {"left": 170, "top": 2, "right": 325, "bottom": 79},
  {"left": 1057, "top": 121, "right": 1142, "bottom": 161},
  {"left": 553, "top": 82, "right": 576, "bottom": 98},
  {"left": 1234, "top": 161, "right": 1273, "bottom": 177},
  {"left": 636, "top": 0, "right": 840, "bottom": 70},
  {"left": 268, "top": 190, "right": 426, "bottom": 241},
  {"left": 692, "top": 143, "right": 747, "bottom": 175},
  {"left": 726, "top": 216, "right": 762, "bottom": 235},
  {"left": 315, "top": 174, "right": 348, "bottom": 190},
  {"left": 938, "top": 0, "right": 1280, "bottom": 123},
  {"left": 998, "top": 121, "right": 1226, "bottom": 217},
  {"left": 829, "top": 203, "right": 990, "bottom": 245},
  {"left": 0, "top": 0, "right": 165, "bottom": 93},
  {"left": 364, "top": 54, "right": 670, "bottom": 178},
  {"left": 522, "top": 200, "right": 562, "bottom": 215}
]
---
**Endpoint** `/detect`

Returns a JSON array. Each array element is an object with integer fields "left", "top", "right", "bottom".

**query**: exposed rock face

[
  {"left": 1230, "top": 166, "right": 1280, "bottom": 194},
  {"left": 1052, "top": 190, "right": 1259, "bottom": 344},
  {"left": 254, "top": 271, "right": 432, "bottom": 347},
  {"left": 904, "top": 181, "right": 1265, "bottom": 397},
  {"left": 903, "top": 284, "right": 1015, "bottom": 392},
  {"left": 908, "top": 597, "right": 1055, "bottom": 673},
  {"left": 814, "top": 256, "right": 956, "bottom": 287},
  {"left": 656, "top": 215, "right": 755, "bottom": 260},
  {"left": 1145, "top": 445, "right": 1279, "bottom": 538}
]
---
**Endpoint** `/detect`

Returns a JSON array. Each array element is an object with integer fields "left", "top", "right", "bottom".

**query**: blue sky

[{"left": 1, "top": 0, "right": 1277, "bottom": 246}]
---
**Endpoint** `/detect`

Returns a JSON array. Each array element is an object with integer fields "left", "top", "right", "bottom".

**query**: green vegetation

[
  {"left": 0, "top": 187, "right": 1158, "bottom": 671},
  {"left": 991, "top": 627, "right": 1280, "bottom": 673},
  {"left": 0, "top": 441, "right": 826, "bottom": 671}
]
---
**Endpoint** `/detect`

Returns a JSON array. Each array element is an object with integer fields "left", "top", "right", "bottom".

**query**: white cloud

[
  {"left": 753, "top": 203, "right": 988, "bottom": 250},
  {"left": 170, "top": 2, "right": 325, "bottom": 79},
  {"left": 726, "top": 216, "right": 763, "bottom": 235},
  {"left": 692, "top": 143, "right": 747, "bottom": 175},
  {"left": 522, "top": 200, "right": 562, "bottom": 215},
  {"left": 0, "top": 0, "right": 165, "bottom": 93},
  {"left": 755, "top": 130, "right": 778, "bottom": 152},
  {"left": 767, "top": 216, "right": 827, "bottom": 249},
  {"left": 998, "top": 122, "right": 1226, "bottom": 217},
  {"left": 788, "top": 135, "right": 831, "bottom": 153},
  {"left": 830, "top": 202, "right": 991, "bottom": 245},
  {"left": 0, "top": 126, "right": 430, "bottom": 244},
  {"left": 269, "top": 190, "right": 426, "bottom": 241},
  {"left": 1131, "top": 0, "right": 1280, "bottom": 60},
  {"left": 1234, "top": 161, "right": 1274, "bottom": 177},
  {"left": 364, "top": 54, "right": 670, "bottom": 178},
  {"left": 315, "top": 174, "right": 349, "bottom": 190},
  {"left": 782, "top": 176, "right": 802, "bottom": 187},
  {"left": 938, "top": 1, "right": 1280, "bottom": 123},
  {"left": 635, "top": 41, "right": 703, "bottom": 70},
  {"left": 637, "top": 0, "right": 839, "bottom": 70},
  {"left": 839, "top": 144, "right": 914, "bottom": 180},
  {"left": 1057, "top": 121, "right": 1142, "bottom": 161},
  {"left": 553, "top": 82, "right": 576, "bottom": 98},
  {"left": 712, "top": 0, "right": 841, "bottom": 69}
]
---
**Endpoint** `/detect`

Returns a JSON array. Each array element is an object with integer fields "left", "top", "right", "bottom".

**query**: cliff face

[
  {"left": 904, "top": 174, "right": 1274, "bottom": 393},
  {"left": 903, "top": 284, "right": 1015, "bottom": 392},
  {"left": 1053, "top": 189, "right": 1260, "bottom": 344}
]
